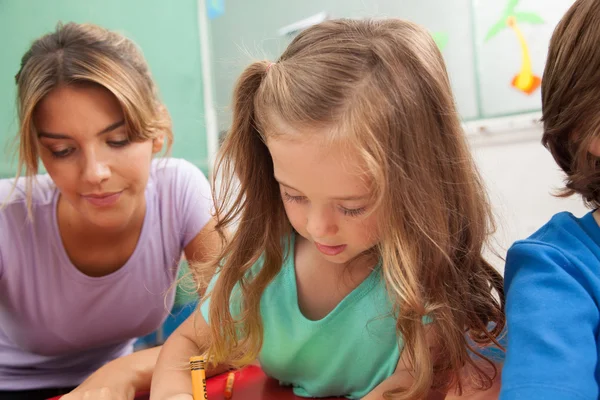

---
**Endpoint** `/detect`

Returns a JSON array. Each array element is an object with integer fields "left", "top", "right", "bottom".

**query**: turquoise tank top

[{"left": 202, "top": 234, "right": 400, "bottom": 398}]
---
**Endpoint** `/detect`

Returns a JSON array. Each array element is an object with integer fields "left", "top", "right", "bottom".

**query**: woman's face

[{"left": 33, "top": 84, "right": 163, "bottom": 230}]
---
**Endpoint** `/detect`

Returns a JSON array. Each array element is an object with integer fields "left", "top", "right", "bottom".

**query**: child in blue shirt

[{"left": 501, "top": 1, "right": 600, "bottom": 399}]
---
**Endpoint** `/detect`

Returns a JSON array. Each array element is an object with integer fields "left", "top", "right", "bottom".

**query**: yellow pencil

[
  {"left": 224, "top": 372, "right": 235, "bottom": 399},
  {"left": 190, "top": 356, "right": 208, "bottom": 400}
]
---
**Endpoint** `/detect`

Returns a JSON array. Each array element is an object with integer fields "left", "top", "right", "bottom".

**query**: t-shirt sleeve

[
  {"left": 171, "top": 159, "right": 213, "bottom": 248},
  {"left": 0, "top": 181, "right": 11, "bottom": 281},
  {"left": 500, "top": 242, "right": 599, "bottom": 400},
  {"left": 0, "top": 239, "right": 4, "bottom": 281}
]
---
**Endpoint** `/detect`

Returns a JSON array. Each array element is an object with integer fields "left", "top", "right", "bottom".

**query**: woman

[{"left": 0, "top": 22, "right": 219, "bottom": 400}]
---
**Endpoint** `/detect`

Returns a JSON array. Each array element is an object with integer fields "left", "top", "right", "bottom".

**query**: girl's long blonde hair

[
  {"left": 202, "top": 18, "right": 504, "bottom": 399},
  {"left": 11, "top": 22, "right": 172, "bottom": 213}
]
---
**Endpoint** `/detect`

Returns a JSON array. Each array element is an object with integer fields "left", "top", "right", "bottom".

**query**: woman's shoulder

[
  {"left": 0, "top": 175, "right": 57, "bottom": 278},
  {"left": 0, "top": 174, "right": 56, "bottom": 210},
  {"left": 147, "top": 158, "right": 213, "bottom": 241},
  {"left": 148, "top": 157, "right": 211, "bottom": 208}
]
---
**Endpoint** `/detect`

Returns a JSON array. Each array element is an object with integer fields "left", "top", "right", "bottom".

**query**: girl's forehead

[{"left": 267, "top": 136, "right": 371, "bottom": 197}]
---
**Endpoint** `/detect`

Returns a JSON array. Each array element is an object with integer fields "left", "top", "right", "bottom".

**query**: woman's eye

[
  {"left": 50, "top": 148, "right": 74, "bottom": 158},
  {"left": 107, "top": 139, "right": 130, "bottom": 148}
]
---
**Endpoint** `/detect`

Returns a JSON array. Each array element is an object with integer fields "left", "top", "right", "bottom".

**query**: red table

[{"left": 50, "top": 365, "right": 344, "bottom": 399}]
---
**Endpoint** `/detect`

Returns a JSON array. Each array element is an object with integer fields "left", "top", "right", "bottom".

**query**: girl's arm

[
  {"left": 361, "top": 345, "right": 446, "bottom": 400},
  {"left": 445, "top": 360, "right": 501, "bottom": 400},
  {"left": 445, "top": 380, "right": 501, "bottom": 400},
  {"left": 363, "top": 328, "right": 501, "bottom": 400},
  {"left": 362, "top": 328, "right": 446, "bottom": 400},
  {"left": 363, "top": 352, "right": 501, "bottom": 400},
  {"left": 149, "top": 313, "right": 230, "bottom": 400},
  {"left": 149, "top": 315, "right": 204, "bottom": 400},
  {"left": 151, "top": 218, "right": 225, "bottom": 400}
]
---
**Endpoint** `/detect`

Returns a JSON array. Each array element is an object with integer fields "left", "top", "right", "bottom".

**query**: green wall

[{"left": 0, "top": 0, "right": 209, "bottom": 178}]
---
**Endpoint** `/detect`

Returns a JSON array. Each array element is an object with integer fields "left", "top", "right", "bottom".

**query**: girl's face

[
  {"left": 267, "top": 130, "right": 381, "bottom": 265},
  {"left": 33, "top": 84, "right": 163, "bottom": 230}
]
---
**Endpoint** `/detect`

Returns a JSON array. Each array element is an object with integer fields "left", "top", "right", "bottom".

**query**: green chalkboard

[{"left": 0, "top": 0, "right": 209, "bottom": 178}]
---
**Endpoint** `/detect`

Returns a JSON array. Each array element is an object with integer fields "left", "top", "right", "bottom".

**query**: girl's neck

[
  {"left": 293, "top": 234, "right": 379, "bottom": 321},
  {"left": 296, "top": 234, "right": 378, "bottom": 283}
]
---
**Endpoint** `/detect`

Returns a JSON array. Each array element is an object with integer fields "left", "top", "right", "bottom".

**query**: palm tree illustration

[{"left": 485, "top": 0, "right": 544, "bottom": 95}]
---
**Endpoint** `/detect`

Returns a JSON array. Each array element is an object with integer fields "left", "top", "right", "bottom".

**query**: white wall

[{"left": 467, "top": 115, "right": 589, "bottom": 272}]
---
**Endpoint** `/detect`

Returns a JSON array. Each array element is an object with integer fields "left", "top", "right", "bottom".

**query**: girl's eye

[
  {"left": 282, "top": 191, "right": 307, "bottom": 203},
  {"left": 340, "top": 206, "right": 366, "bottom": 217}
]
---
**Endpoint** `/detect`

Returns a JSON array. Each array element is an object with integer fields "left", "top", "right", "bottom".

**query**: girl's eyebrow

[
  {"left": 331, "top": 194, "right": 369, "bottom": 201},
  {"left": 274, "top": 177, "right": 300, "bottom": 192},
  {"left": 275, "top": 176, "right": 368, "bottom": 201}
]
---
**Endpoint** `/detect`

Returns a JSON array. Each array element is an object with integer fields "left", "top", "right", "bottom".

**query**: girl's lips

[{"left": 315, "top": 242, "right": 347, "bottom": 256}]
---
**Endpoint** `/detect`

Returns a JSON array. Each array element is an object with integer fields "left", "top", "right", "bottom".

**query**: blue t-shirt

[
  {"left": 501, "top": 211, "right": 600, "bottom": 400},
  {"left": 201, "top": 234, "right": 400, "bottom": 399}
]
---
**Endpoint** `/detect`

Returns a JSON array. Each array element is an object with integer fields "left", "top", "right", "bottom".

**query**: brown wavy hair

[
  {"left": 541, "top": 0, "right": 600, "bottom": 207},
  {"left": 201, "top": 18, "right": 504, "bottom": 399},
  {"left": 11, "top": 21, "right": 172, "bottom": 213}
]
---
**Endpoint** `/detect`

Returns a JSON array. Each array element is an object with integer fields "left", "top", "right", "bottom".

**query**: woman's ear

[{"left": 152, "top": 133, "right": 165, "bottom": 154}]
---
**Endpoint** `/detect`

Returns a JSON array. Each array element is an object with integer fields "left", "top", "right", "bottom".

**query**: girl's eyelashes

[
  {"left": 283, "top": 191, "right": 367, "bottom": 217},
  {"left": 283, "top": 191, "right": 307, "bottom": 203},
  {"left": 339, "top": 206, "right": 366, "bottom": 217}
]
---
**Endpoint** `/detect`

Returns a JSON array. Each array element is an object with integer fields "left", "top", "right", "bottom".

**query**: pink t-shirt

[{"left": 0, "top": 158, "right": 212, "bottom": 390}]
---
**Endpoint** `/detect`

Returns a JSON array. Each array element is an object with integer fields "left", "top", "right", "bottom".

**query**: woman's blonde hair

[
  {"left": 12, "top": 21, "right": 172, "bottom": 212},
  {"left": 202, "top": 18, "right": 504, "bottom": 399}
]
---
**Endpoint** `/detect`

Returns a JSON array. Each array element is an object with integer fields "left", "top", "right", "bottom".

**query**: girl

[
  {"left": 151, "top": 19, "right": 504, "bottom": 400},
  {"left": 0, "top": 22, "right": 219, "bottom": 400}
]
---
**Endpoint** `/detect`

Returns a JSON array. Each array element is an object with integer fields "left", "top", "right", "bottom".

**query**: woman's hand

[
  {"left": 62, "top": 346, "right": 162, "bottom": 400},
  {"left": 61, "top": 385, "right": 135, "bottom": 400}
]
